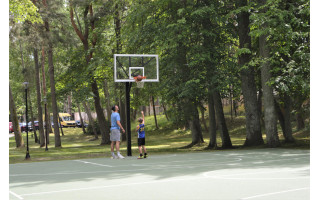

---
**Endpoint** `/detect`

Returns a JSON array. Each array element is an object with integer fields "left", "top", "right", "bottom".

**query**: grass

[{"left": 9, "top": 113, "right": 310, "bottom": 164}]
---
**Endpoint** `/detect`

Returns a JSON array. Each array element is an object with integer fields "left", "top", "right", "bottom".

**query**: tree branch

[{"left": 69, "top": 2, "right": 86, "bottom": 44}]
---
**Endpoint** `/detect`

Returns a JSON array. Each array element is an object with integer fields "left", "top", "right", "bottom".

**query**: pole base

[{"left": 25, "top": 153, "right": 31, "bottom": 160}]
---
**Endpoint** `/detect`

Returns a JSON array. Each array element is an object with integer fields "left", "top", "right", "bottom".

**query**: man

[{"left": 110, "top": 105, "right": 125, "bottom": 159}]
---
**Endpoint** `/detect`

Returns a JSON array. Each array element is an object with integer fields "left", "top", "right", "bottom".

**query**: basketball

[{"left": 136, "top": 75, "right": 143, "bottom": 81}]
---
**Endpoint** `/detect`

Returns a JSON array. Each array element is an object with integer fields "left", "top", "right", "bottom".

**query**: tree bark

[
  {"left": 207, "top": 91, "right": 217, "bottom": 149},
  {"left": 162, "top": 103, "right": 169, "bottom": 121},
  {"left": 91, "top": 80, "right": 110, "bottom": 144},
  {"left": 200, "top": 105, "right": 208, "bottom": 132},
  {"left": 47, "top": 41, "right": 61, "bottom": 147},
  {"left": 77, "top": 103, "right": 86, "bottom": 134},
  {"left": 28, "top": 90, "right": 38, "bottom": 143},
  {"left": 259, "top": 0, "right": 280, "bottom": 147},
  {"left": 283, "top": 94, "right": 295, "bottom": 142},
  {"left": 103, "top": 79, "right": 111, "bottom": 122},
  {"left": 82, "top": 102, "right": 98, "bottom": 139},
  {"left": 34, "top": 48, "right": 45, "bottom": 147},
  {"left": 151, "top": 96, "right": 159, "bottom": 130},
  {"left": 43, "top": 0, "right": 61, "bottom": 147},
  {"left": 237, "top": 0, "right": 264, "bottom": 146},
  {"left": 213, "top": 90, "right": 233, "bottom": 148},
  {"left": 9, "top": 84, "right": 24, "bottom": 148}
]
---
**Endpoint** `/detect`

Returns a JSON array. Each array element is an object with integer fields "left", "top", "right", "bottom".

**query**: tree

[
  {"left": 235, "top": 0, "right": 264, "bottom": 146},
  {"left": 256, "top": 0, "right": 280, "bottom": 147},
  {"left": 69, "top": 0, "right": 111, "bottom": 145},
  {"left": 9, "top": 84, "right": 24, "bottom": 148}
]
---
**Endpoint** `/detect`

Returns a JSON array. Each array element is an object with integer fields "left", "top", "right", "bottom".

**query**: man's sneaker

[
  {"left": 144, "top": 154, "right": 148, "bottom": 158},
  {"left": 111, "top": 154, "right": 118, "bottom": 159},
  {"left": 118, "top": 154, "right": 125, "bottom": 159},
  {"left": 137, "top": 155, "right": 144, "bottom": 159}
]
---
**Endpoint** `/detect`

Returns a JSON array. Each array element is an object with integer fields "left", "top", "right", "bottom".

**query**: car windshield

[{"left": 63, "top": 116, "right": 73, "bottom": 121}]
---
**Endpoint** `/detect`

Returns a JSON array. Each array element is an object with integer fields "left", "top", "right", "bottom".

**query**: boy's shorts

[
  {"left": 110, "top": 129, "right": 121, "bottom": 141},
  {"left": 138, "top": 138, "right": 145, "bottom": 146}
]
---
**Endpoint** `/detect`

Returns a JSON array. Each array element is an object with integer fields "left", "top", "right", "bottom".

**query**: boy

[{"left": 136, "top": 111, "right": 148, "bottom": 159}]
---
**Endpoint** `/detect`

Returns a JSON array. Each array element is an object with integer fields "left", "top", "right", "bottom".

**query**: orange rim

[{"left": 133, "top": 76, "right": 146, "bottom": 82}]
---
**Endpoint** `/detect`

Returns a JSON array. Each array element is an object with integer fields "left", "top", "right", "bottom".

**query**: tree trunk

[
  {"left": 9, "top": 84, "right": 24, "bottom": 148},
  {"left": 103, "top": 79, "right": 111, "bottom": 122},
  {"left": 78, "top": 103, "right": 86, "bottom": 134},
  {"left": 237, "top": 0, "right": 264, "bottom": 146},
  {"left": 275, "top": 99, "right": 286, "bottom": 137},
  {"left": 28, "top": 91, "right": 38, "bottom": 143},
  {"left": 230, "top": 85, "right": 233, "bottom": 120},
  {"left": 47, "top": 41, "right": 61, "bottom": 147},
  {"left": 34, "top": 48, "right": 45, "bottom": 147},
  {"left": 162, "top": 103, "right": 169, "bottom": 121},
  {"left": 200, "top": 105, "right": 209, "bottom": 132},
  {"left": 283, "top": 94, "right": 295, "bottom": 142},
  {"left": 151, "top": 96, "right": 159, "bottom": 130},
  {"left": 207, "top": 91, "right": 217, "bottom": 149},
  {"left": 19, "top": 40, "right": 38, "bottom": 143},
  {"left": 82, "top": 102, "right": 98, "bottom": 139},
  {"left": 67, "top": 94, "right": 72, "bottom": 115},
  {"left": 213, "top": 90, "right": 233, "bottom": 148},
  {"left": 92, "top": 80, "right": 110, "bottom": 145},
  {"left": 259, "top": 0, "right": 280, "bottom": 147},
  {"left": 296, "top": 112, "right": 305, "bottom": 130}
]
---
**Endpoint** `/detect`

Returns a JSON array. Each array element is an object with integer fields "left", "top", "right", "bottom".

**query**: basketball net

[{"left": 133, "top": 76, "right": 146, "bottom": 88}]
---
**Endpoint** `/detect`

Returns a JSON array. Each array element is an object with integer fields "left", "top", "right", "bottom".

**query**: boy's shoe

[
  {"left": 111, "top": 154, "right": 118, "bottom": 159},
  {"left": 144, "top": 154, "right": 148, "bottom": 158},
  {"left": 137, "top": 155, "right": 144, "bottom": 159},
  {"left": 118, "top": 153, "right": 125, "bottom": 159}
]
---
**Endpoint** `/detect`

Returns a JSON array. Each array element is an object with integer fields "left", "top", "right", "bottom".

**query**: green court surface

[{"left": 9, "top": 148, "right": 309, "bottom": 200}]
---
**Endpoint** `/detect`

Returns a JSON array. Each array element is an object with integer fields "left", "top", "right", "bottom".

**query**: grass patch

[{"left": 9, "top": 113, "right": 309, "bottom": 164}]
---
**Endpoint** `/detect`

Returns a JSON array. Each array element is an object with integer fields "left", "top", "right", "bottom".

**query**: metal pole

[
  {"left": 25, "top": 86, "right": 30, "bottom": 159},
  {"left": 126, "top": 82, "right": 132, "bottom": 156}
]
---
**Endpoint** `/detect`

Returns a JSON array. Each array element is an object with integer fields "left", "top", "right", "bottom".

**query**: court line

[
  {"left": 203, "top": 166, "right": 310, "bottom": 180},
  {"left": 240, "top": 187, "right": 309, "bottom": 199},
  {"left": 19, "top": 176, "right": 205, "bottom": 197},
  {"left": 9, "top": 190, "right": 23, "bottom": 200},
  {"left": 74, "top": 160, "right": 113, "bottom": 167},
  {"left": 9, "top": 158, "right": 243, "bottom": 177}
]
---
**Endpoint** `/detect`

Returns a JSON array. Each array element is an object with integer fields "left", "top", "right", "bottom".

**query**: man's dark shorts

[{"left": 138, "top": 138, "right": 145, "bottom": 146}]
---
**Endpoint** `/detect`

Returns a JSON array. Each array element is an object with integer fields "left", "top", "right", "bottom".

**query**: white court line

[
  {"left": 74, "top": 160, "right": 113, "bottom": 167},
  {"left": 20, "top": 176, "right": 204, "bottom": 197},
  {"left": 9, "top": 158, "right": 243, "bottom": 177},
  {"left": 9, "top": 190, "right": 24, "bottom": 200},
  {"left": 203, "top": 166, "right": 310, "bottom": 180},
  {"left": 240, "top": 187, "right": 309, "bottom": 199}
]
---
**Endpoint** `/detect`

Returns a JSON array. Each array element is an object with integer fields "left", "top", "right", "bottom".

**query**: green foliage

[{"left": 9, "top": 0, "right": 43, "bottom": 24}]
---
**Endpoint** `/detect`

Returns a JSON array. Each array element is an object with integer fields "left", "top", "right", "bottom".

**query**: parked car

[
  {"left": 19, "top": 123, "right": 27, "bottom": 132},
  {"left": 9, "top": 122, "right": 13, "bottom": 133},
  {"left": 28, "top": 121, "right": 39, "bottom": 131},
  {"left": 75, "top": 120, "right": 88, "bottom": 128}
]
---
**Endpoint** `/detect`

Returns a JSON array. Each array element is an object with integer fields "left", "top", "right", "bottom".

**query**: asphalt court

[{"left": 9, "top": 148, "right": 310, "bottom": 200}]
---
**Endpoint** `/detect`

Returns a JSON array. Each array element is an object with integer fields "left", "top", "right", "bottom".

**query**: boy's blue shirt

[{"left": 138, "top": 124, "right": 145, "bottom": 138}]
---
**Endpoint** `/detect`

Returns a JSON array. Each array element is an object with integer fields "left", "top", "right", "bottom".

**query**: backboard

[{"left": 114, "top": 54, "right": 159, "bottom": 82}]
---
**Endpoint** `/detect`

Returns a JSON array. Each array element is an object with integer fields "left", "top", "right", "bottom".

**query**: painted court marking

[
  {"left": 240, "top": 187, "right": 309, "bottom": 199},
  {"left": 74, "top": 160, "right": 113, "bottom": 167},
  {"left": 9, "top": 190, "right": 23, "bottom": 200},
  {"left": 9, "top": 150, "right": 310, "bottom": 199}
]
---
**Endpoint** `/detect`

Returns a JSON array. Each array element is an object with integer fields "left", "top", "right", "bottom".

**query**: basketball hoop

[{"left": 133, "top": 76, "right": 146, "bottom": 88}]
